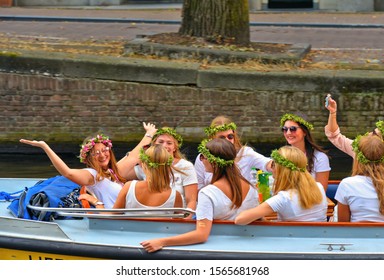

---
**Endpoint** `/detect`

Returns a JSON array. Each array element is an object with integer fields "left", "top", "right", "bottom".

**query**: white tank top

[{"left": 125, "top": 180, "right": 177, "bottom": 209}]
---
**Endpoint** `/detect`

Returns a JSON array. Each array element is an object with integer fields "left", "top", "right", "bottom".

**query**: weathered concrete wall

[{"left": 1, "top": 70, "right": 384, "bottom": 148}]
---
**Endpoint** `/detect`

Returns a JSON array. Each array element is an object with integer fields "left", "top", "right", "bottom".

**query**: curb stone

[{"left": 125, "top": 37, "right": 311, "bottom": 65}]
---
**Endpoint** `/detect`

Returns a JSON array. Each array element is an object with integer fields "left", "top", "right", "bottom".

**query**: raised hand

[
  {"left": 19, "top": 139, "right": 48, "bottom": 149},
  {"left": 143, "top": 122, "right": 157, "bottom": 136},
  {"left": 325, "top": 95, "right": 337, "bottom": 114}
]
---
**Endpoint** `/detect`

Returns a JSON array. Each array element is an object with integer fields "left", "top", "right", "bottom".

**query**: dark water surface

[{"left": 0, "top": 143, "right": 352, "bottom": 180}]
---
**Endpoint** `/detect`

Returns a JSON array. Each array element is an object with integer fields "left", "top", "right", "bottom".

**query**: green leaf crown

[
  {"left": 139, "top": 148, "right": 173, "bottom": 168},
  {"left": 352, "top": 133, "right": 384, "bottom": 164},
  {"left": 154, "top": 127, "right": 183, "bottom": 147},
  {"left": 271, "top": 149, "right": 306, "bottom": 172},
  {"left": 376, "top": 120, "right": 384, "bottom": 137},
  {"left": 204, "top": 122, "right": 237, "bottom": 137},
  {"left": 280, "top": 113, "right": 314, "bottom": 130},
  {"left": 198, "top": 139, "right": 234, "bottom": 167}
]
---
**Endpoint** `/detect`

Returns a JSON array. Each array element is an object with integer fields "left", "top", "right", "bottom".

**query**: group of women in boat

[{"left": 19, "top": 94, "right": 384, "bottom": 253}]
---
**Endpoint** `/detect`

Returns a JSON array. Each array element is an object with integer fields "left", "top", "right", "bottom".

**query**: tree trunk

[{"left": 179, "top": 0, "right": 250, "bottom": 46}]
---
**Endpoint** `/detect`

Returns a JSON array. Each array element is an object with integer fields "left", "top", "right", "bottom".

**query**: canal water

[{"left": 0, "top": 142, "right": 352, "bottom": 180}]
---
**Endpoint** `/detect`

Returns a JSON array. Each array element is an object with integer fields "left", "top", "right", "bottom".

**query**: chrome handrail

[{"left": 26, "top": 204, "right": 195, "bottom": 219}]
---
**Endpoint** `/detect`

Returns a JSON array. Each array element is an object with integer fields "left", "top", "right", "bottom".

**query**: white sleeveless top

[
  {"left": 84, "top": 168, "right": 123, "bottom": 209},
  {"left": 125, "top": 180, "right": 177, "bottom": 209}
]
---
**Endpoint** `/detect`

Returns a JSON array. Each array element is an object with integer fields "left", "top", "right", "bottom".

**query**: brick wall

[{"left": 1, "top": 72, "right": 383, "bottom": 147}]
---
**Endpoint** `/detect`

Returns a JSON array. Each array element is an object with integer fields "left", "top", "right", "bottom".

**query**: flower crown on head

[
  {"left": 352, "top": 133, "right": 384, "bottom": 164},
  {"left": 204, "top": 122, "right": 237, "bottom": 137},
  {"left": 280, "top": 114, "right": 314, "bottom": 131},
  {"left": 139, "top": 147, "right": 173, "bottom": 168},
  {"left": 198, "top": 139, "right": 234, "bottom": 167},
  {"left": 154, "top": 127, "right": 183, "bottom": 147},
  {"left": 271, "top": 149, "right": 306, "bottom": 172},
  {"left": 79, "top": 134, "right": 112, "bottom": 163},
  {"left": 376, "top": 120, "right": 384, "bottom": 137}
]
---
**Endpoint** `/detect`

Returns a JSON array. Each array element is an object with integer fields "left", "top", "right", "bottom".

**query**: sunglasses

[
  {"left": 199, "top": 154, "right": 207, "bottom": 161},
  {"left": 219, "top": 134, "right": 235, "bottom": 140},
  {"left": 281, "top": 126, "right": 300, "bottom": 133}
]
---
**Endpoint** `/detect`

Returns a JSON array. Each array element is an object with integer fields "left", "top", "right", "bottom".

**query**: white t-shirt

[
  {"left": 171, "top": 159, "right": 198, "bottom": 195},
  {"left": 196, "top": 184, "right": 259, "bottom": 221},
  {"left": 125, "top": 180, "right": 177, "bottom": 209},
  {"left": 311, "top": 150, "right": 331, "bottom": 178},
  {"left": 335, "top": 175, "right": 384, "bottom": 222},
  {"left": 134, "top": 159, "right": 197, "bottom": 204},
  {"left": 266, "top": 182, "right": 328, "bottom": 221},
  {"left": 194, "top": 146, "right": 271, "bottom": 190},
  {"left": 84, "top": 168, "right": 123, "bottom": 209}
]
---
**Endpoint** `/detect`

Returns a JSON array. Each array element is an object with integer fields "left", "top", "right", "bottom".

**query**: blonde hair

[
  {"left": 273, "top": 146, "right": 323, "bottom": 209},
  {"left": 141, "top": 144, "right": 175, "bottom": 193},
  {"left": 352, "top": 135, "right": 384, "bottom": 214},
  {"left": 153, "top": 127, "right": 185, "bottom": 159},
  {"left": 210, "top": 116, "right": 243, "bottom": 151}
]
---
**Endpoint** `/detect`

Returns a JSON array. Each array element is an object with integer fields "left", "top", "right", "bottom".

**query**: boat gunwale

[{"left": 122, "top": 217, "right": 384, "bottom": 228}]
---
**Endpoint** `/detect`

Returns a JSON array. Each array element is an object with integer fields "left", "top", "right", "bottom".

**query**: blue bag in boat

[{"left": 7, "top": 175, "right": 80, "bottom": 221}]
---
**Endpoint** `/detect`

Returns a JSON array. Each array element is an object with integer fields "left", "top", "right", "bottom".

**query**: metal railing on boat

[{"left": 26, "top": 204, "right": 195, "bottom": 219}]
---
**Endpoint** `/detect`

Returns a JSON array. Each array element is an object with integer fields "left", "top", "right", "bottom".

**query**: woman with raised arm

[
  {"left": 140, "top": 138, "right": 259, "bottom": 253},
  {"left": 117, "top": 122, "right": 158, "bottom": 180},
  {"left": 194, "top": 115, "right": 272, "bottom": 190},
  {"left": 324, "top": 95, "right": 384, "bottom": 158},
  {"left": 235, "top": 146, "right": 328, "bottom": 225},
  {"left": 20, "top": 134, "right": 126, "bottom": 208}
]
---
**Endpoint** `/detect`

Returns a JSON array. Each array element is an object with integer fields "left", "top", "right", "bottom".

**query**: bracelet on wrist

[
  {"left": 93, "top": 199, "right": 104, "bottom": 207},
  {"left": 330, "top": 111, "right": 337, "bottom": 114},
  {"left": 145, "top": 133, "right": 153, "bottom": 138}
]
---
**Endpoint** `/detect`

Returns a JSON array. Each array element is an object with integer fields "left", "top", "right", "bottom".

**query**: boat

[{"left": 1, "top": 177, "right": 384, "bottom": 260}]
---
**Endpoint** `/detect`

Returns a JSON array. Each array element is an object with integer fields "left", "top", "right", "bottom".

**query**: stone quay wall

[{"left": 1, "top": 69, "right": 384, "bottom": 153}]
